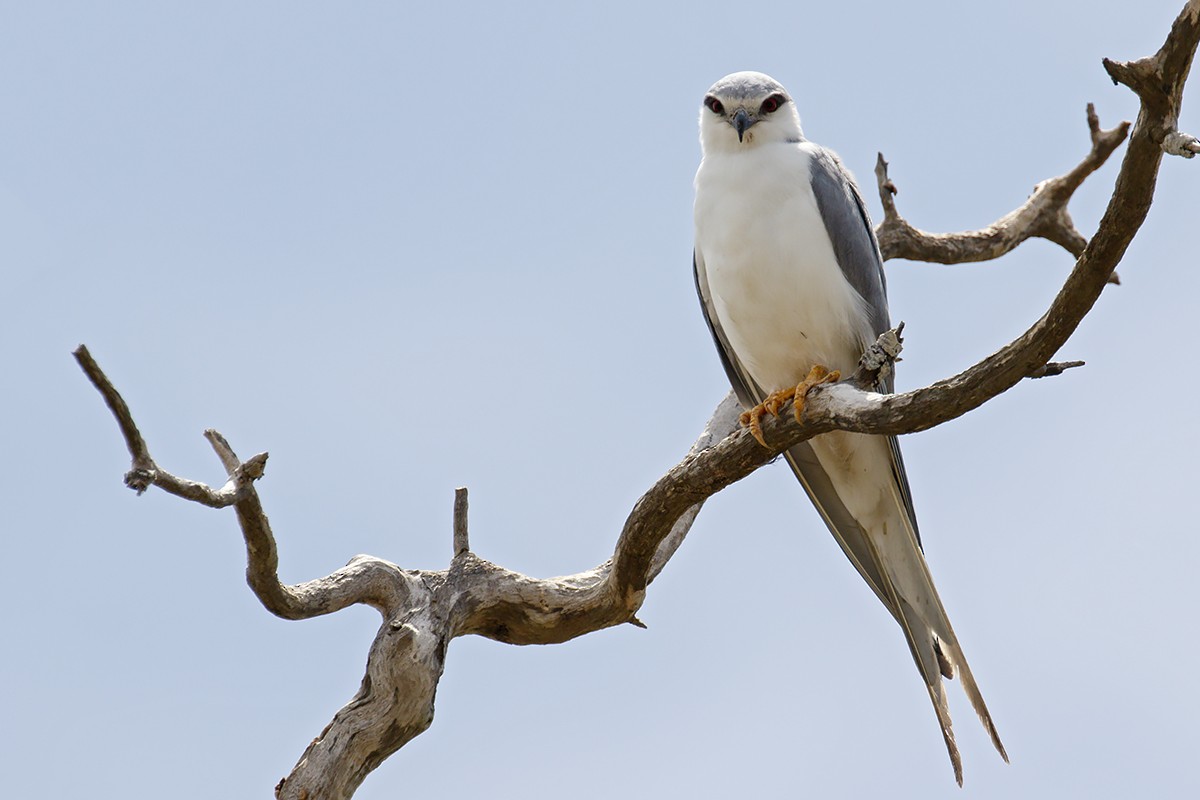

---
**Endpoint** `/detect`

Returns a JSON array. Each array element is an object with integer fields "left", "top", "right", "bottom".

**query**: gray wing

[
  {"left": 698, "top": 158, "right": 1003, "bottom": 770},
  {"left": 694, "top": 249, "right": 896, "bottom": 614},
  {"left": 808, "top": 146, "right": 922, "bottom": 547},
  {"left": 692, "top": 146, "right": 922, "bottom": 615}
]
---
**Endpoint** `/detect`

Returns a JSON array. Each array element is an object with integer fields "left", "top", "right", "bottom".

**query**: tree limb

[
  {"left": 76, "top": 3, "right": 1200, "bottom": 798},
  {"left": 874, "top": 104, "right": 1129, "bottom": 270},
  {"left": 1027, "top": 360, "right": 1086, "bottom": 379}
]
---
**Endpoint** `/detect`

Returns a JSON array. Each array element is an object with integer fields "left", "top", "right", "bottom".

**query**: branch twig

[
  {"left": 452, "top": 487, "right": 470, "bottom": 557},
  {"left": 1027, "top": 360, "right": 1086, "bottom": 379}
]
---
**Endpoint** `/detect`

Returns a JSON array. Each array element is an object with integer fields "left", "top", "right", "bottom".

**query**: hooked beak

[{"left": 732, "top": 108, "right": 756, "bottom": 142}]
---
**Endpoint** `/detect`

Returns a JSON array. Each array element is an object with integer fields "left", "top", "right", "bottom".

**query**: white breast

[{"left": 694, "top": 141, "right": 872, "bottom": 392}]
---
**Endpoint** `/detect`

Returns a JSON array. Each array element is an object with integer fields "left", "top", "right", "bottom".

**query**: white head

[{"left": 699, "top": 71, "right": 803, "bottom": 155}]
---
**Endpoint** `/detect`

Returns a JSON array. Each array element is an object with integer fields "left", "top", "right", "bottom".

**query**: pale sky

[{"left": 3, "top": 2, "right": 1197, "bottom": 798}]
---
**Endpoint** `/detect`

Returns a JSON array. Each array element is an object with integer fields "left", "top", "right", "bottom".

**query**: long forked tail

[
  {"left": 780, "top": 435, "right": 1006, "bottom": 782},
  {"left": 860, "top": 464, "right": 1009, "bottom": 784},
  {"left": 937, "top": 628, "right": 1009, "bottom": 765},
  {"left": 895, "top": 597, "right": 1007, "bottom": 786}
]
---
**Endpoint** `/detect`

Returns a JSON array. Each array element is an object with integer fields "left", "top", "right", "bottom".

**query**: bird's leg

[{"left": 739, "top": 365, "right": 841, "bottom": 447}]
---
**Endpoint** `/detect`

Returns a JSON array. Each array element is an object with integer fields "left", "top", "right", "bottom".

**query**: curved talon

[
  {"left": 739, "top": 407, "right": 770, "bottom": 448},
  {"left": 738, "top": 365, "right": 841, "bottom": 447}
]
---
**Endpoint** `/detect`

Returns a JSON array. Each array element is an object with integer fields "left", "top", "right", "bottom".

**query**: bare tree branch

[
  {"left": 73, "top": 346, "right": 737, "bottom": 800},
  {"left": 1027, "top": 360, "right": 1086, "bottom": 379},
  {"left": 75, "top": 344, "right": 415, "bottom": 623},
  {"left": 452, "top": 487, "right": 470, "bottom": 557},
  {"left": 874, "top": 104, "right": 1130, "bottom": 268},
  {"left": 76, "top": 3, "right": 1200, "bottom": 798}
]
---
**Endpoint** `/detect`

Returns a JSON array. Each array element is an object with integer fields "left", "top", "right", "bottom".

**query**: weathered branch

[
  {"left": 874, "top": 104, "right": 1129, "bottom": 271},
  {"left": 1103, "top": 0, "right": 1200, "bottom": 168},
  {"left": 452, "top": 487, "right": 470, "bottom": 557},
  {"left": 75, "top": 345, "right": 414, "bottom": 623},
  {"left": 74, "top": 346, "right": 736, "bottom": 799},
  {"left": 75, "top": 345, "right": 262, "bottom": 505},
  {"left": 1027, "top": 360, "right": 1086, "bottom": 379},
  {"left": 77, "top": 4, "right": 1199, "bottom": 798}
]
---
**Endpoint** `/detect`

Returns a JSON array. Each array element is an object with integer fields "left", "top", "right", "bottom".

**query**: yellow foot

[
  {"left": 739, "top": 365, "right": 842, "bottom": 448},
  {"left": 791, "top": 365, "right": 841, "bottom": 423},
  {"left": 740, "top": 385, "right": 797, "bottom": 447}
]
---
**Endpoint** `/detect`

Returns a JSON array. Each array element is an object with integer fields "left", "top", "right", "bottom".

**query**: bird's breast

[{"left": 694, "top": 143, "right": 872, "bottom": 392}]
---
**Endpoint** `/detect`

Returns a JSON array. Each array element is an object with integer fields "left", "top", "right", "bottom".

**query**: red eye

[
  {"left": 704, "top": 96, "right": 724, "bottom": 114},
  {"left": 761, "top": 94, "right": 785, "bottom": 114}
]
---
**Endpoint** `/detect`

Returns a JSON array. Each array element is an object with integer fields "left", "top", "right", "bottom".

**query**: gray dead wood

[
  {"left": 76, "top": 3, "right": 1199, "bottom": 798},
  {"left": 873, "top": 104, "right": 1130, "bottom": 270}
]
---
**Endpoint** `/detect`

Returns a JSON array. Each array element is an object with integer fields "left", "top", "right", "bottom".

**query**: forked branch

[{"left": 874, "top": 104, "right": 1130, "bottom": 268}]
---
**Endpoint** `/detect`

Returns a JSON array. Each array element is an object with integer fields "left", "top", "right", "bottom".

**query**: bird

[{"left": 692, "top": 71, "right": 1007, "bottom": 784}]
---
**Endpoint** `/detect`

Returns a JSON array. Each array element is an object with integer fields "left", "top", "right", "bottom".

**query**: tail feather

[
  {"left": 872, "top": 517, "right": 1008, "bottom": 782},
  {"left": 924, "top": 676, "right": 963, "bottom": 787},
  {"left": 897, "top": 597, "right": 963, "bottom": 785},
  {"left": 886, "top": 533, "right": 1009, "bottom": 766},
  {"left": 937, "top": 635, "right": 1009, "bottom": 763},
  {"left": 783, "top": 432, "right": 1005, "bottom": 781}
]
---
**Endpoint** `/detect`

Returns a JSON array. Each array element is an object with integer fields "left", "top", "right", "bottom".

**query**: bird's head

[{"left": 698, "top": 71, "right": 803, "bottom": 154}]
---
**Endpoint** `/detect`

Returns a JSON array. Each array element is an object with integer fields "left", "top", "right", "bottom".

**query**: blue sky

[{"left": 3, "top": 2, "right": 1197, "bottom": 797}]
